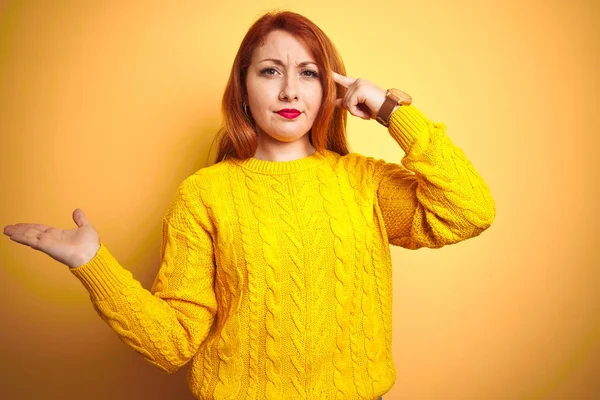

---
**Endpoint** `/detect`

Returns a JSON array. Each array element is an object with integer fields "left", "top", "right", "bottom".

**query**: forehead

[{"left": 252, "top": 30, "right": 315, "bottom": 62}]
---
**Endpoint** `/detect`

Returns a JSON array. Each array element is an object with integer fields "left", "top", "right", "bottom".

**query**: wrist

[
  {"left": 71, "top": 243, "right": 101, "bottom": 269},
  {"left": 380, "top": 105, "right": 401, "bottom": 127},
  {"left": 376, "top": 88, "right": 412, "bottom": 127}
]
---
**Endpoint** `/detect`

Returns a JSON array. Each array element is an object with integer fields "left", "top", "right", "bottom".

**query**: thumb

[{"left": 73, "top": 208, "right": 90, "bottom": 228}]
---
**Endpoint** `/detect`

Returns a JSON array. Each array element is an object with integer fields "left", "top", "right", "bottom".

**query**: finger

[
  {"left": 342, "top": 83, "right": 370, "bottom": 119},
  {"left": 7, "top": 230, "right": 42, "bottom": 249},
  {"left": 335, "top": 86, "right": 356, "bottom": 108},
  {"left": 342, "top": 82, "right": 358, "bottom": 109},
  {"left": 331, "top": 71, "right": 356, "bottom": 88},
  {"left": 337, "top": 96, "right": 370, "bottom": 119},
  {"left": 356, "top": 103, "right": 373, "bottom": 119},
  {"left": 73, "top": 208, "right": 89, "bottom": 227},
  {"left": 5, "top": 223, "right": 52, "bottom": 235},
  {"left": 335, "top": 78, "right": 357, "bottom": 109},
  {"left": 343, "top": 87, "right": 371, "bottom": 120}
]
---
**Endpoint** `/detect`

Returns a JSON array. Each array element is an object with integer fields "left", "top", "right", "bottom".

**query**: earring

[
  {"left": 242, "top": 101, "right": 258, "bottom": 136},
  {"left": 242, "top": 101, "right": 253, "bottom": 119}
]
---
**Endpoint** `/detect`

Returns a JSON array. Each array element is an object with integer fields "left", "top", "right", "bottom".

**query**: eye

[
  {"left": 259, "top": 67, "right": 278, "bottom": 76},
  {"left": 302, "top": 69, "right": 319, "bottom": 78},
  {"left": 259, "top": 67, "right": 319, "bottom": 78}
]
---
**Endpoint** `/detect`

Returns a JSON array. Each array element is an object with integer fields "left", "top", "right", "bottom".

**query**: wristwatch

[{"left": 376, "top": 88, "right": 412, "bottom": 127}]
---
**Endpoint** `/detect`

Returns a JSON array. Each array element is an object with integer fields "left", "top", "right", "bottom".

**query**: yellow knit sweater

[{"left": 69, "top": 104, "right": 495, "bottom": 400}]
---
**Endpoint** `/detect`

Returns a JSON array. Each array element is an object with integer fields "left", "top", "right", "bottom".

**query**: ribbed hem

[
  {"left": 69, "top": 242, "right": 133, "bottom": 301},
  {"left": 387, "top": 104, "right": 431, "bottom": 153},
  {"left": 230, "top": 148, "right": 330, "bottom": 175}
]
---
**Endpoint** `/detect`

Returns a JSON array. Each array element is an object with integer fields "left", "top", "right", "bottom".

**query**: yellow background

[{"left": 1, "top": 0, "right": 598, "bottom": 399}]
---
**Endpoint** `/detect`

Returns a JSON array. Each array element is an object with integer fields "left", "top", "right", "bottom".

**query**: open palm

[{"left": 3, "top": 208, "right": 101, "bottom": 269}]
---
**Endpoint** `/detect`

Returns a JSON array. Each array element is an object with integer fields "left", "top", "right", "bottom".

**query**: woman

[{"left": 2, "top": 10, "right": 495, "bottom": 400}]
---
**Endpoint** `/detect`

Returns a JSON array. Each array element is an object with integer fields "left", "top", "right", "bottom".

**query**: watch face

[{"left": 389, "top": 88, "right": 412, "bottom": 105}]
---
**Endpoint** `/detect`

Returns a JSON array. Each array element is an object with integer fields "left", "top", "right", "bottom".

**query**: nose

[{"left": 280, "top": 73, "right": 299, "bottom": 101}]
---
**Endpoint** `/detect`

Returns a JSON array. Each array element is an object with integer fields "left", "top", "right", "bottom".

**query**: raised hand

[
  {"left": 3, "top": 208, "right": 101, "bottom": 269},
  {"left": 332, "top": 71, "right": 387, "bottom": 120}
]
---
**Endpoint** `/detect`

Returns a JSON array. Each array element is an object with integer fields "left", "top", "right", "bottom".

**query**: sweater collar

[{"left": 230, "top": 149, "right": 331, "bottom": 174}]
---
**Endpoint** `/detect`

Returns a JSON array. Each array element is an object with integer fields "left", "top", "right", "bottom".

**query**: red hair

[{"left": 207, "top": 10, "right": 350, "bottom": 165}]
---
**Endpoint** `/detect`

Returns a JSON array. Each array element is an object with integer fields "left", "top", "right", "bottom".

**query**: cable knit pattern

[
  {"left": 230, "top": 172, "right": 261, "bottom": 399},
  {"left": 317, "top": 163, "right": 354, "bottom": 399},
  {"left": 249, "top": 173, "right": 284, "bottom": 399},
  {"left": 69, "top": 104, "right": 495, "bottom": 400}
]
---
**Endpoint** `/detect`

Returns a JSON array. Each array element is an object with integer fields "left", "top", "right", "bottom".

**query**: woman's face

[{"left": 245, "top": 30, "right": 323, "bottom": 143}]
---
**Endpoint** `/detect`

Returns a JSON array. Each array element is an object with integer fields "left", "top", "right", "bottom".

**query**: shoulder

[
  {"left": 193, "top": 159, "right": 230, "bottom": 180},
  {"left": 165, "top": 162, "right": 232, "bottom": 232},
  {"left": 165, "top": 161, "right": 229, "bottom": 214},
  {"left": 181, "top": 160, "right": 231, "bottom": 192}
]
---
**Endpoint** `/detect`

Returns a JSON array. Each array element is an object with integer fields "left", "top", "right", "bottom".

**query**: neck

[{"left": 253, "top": 131, "right": 315, "bottom": 162}]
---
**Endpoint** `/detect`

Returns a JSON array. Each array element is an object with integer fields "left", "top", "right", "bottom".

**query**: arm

[
  {"left": 373, "top": 104, "right": 496, "bottom": 249},
  {"left": 69, "top": 176, "right": 218, "bottom": 373}
]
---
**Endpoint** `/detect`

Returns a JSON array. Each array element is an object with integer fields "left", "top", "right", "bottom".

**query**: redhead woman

[{"left": 3, "top": 10, "right": 495, "bottom": 400}]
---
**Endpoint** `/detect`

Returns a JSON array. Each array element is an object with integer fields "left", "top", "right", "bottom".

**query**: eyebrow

[{"left": 258, "top": 58, "right": 317, "bottom": 67}]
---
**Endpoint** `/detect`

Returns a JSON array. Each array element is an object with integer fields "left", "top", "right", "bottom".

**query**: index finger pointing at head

[{"left": 331, "top": 71, "right": 356, "bottom": 88}]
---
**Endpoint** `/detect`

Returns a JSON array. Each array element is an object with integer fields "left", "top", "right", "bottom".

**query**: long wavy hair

[{"left": 208, "top": 10, "right": 350, "bottom": 165}]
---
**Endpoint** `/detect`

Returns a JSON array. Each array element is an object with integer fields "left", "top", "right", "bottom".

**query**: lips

[{"left": 276, "top": 109, "right": 301, "bottom": 119}]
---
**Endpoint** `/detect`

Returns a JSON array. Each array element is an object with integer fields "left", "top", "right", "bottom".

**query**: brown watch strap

[{"left": 376, "top": 90, "right": 400, "bottom": 127}]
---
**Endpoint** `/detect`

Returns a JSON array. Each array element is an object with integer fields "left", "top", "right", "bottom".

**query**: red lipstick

[{"left": 276, "top": 108, "right": 301, "bottom": 119}]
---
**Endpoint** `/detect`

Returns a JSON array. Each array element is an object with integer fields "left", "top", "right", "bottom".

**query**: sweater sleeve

[
  {"left": 69, "top": 176, "right": 218, "bottom": 373},
  {"left": 372, "top": 104, "right": 496, "bottom": 249}
]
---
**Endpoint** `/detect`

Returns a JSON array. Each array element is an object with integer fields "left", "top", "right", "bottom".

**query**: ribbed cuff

[
  {"left": 69, "top": 242, "right": 133, "bottom": 301},
  {"left": 387, "top": 104, "right": 431, "bottom": 153}
]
